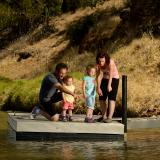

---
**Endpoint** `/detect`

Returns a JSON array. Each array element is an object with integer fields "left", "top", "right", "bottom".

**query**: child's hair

[
  {"left": 63, "top": 75, "right": 73, "bottom": 83},
  {"left": 86, "top": 64, "right": 95, "bottom": 74}
]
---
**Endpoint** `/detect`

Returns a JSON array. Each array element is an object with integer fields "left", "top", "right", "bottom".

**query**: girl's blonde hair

[
  {"left": 63, "top": 75, "right": 73, "bottom": 83},
  {"left": 86, "top": 64, "right": 95, "bottom": 75}
]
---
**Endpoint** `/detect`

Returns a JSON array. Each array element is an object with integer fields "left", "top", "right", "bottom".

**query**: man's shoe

[
  {"left": 30, "top": 114, "right": 36, "bottom": 120},
  {"left": 30, "top": 106, "right": 40, "bottom": 119}
]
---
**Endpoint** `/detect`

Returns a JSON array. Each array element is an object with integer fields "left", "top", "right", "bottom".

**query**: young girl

[
  {"left": 96, "top": 52, "right": 119, "bottom": 123},
  {"left": 82, "top": 65, "right": 96, "bottom": 123},
  {"left": 62, "top": 75, "right": 75, "bottom": 122}
]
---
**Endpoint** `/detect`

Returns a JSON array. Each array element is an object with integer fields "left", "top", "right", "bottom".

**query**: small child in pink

[{"left": 62, "top": 75, "right": 75, "bottom": 122}]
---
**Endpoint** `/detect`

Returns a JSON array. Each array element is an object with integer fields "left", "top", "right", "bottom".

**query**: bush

[
  {"left": 61, "top": 0, "right": 103, "bottom": 13},
  {"left": 80, "top": 0, "right": 99, "bottom": 8},
  {"left": 67, "top": 15, "right": 96, "bottom": 45},
  {"left": 0, "top": 0, "right": 103, "bottom": 44},
  {"left": 0, "top": 0, "right": 63, "bottom": 34},
  {"left": 0, "top": 3, "right": 16, "bottom": 31}
]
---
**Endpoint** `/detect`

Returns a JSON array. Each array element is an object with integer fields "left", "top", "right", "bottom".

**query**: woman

[{"left": 96, "top": 53, "right": 119, "bottom": 123}]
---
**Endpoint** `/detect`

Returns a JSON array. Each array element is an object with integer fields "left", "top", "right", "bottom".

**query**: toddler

[
  {"left": 82, "top": 65, "right": 96, "bottom": 123},
  {"left": 62, "top": 75, "right": 75, "bottom": 122}
]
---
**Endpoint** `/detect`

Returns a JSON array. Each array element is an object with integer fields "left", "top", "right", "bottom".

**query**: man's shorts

[
  {"left": 99, "top": 78, "right": 119, "bottom": 101},
  {"left": 86, "top": 96, "right": 95, "bottom": 109},
  {"left": 40, "top": 92, "right": 63, "bottom": 116},
  {"left": 63, "top": 101, "right": 74, "bottom": 110}
]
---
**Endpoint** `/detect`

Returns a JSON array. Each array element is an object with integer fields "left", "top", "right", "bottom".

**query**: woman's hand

[
  {"left": 97, "top": 87, "right": 103, "bottom": 96},
  {"left": 73, "top": 93, "right": 78, "bottom": 100},
  {"left": 107, "top": 85, "right": 112, "bottom": 92},
  {"left": 83, "top": 94, "right": 87, "bottom": 99}
]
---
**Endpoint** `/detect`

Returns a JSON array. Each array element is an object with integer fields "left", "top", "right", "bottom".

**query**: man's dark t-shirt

[{"left": 39, "top": 73, "right": 61, "bottom": 103}]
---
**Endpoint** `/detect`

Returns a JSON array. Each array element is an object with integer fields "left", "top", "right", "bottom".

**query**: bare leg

[
  {"left": 38, "top": 101, "right": 63, "bottom": 121},
  {"left": 51, "top": 114, "right": 60, "bottom": 121},
  {"left": 68, "top": 109, "right": 73, "bottom": 121},
  {"left": 99, "top": 100, "right": 108, "bottom": 119},
  {"left": 87, "top": 108, "right": 93, "bottom": 119},
  {"left": 108, "top": 100, "right": 116, "bottom": 119},
  {"left": 68, "top": 109, "right": 72, "bottom": 117},
  {"left": 86, "top": 108, "right": 90, "bottom": 118},
  {"left": 62, "top": 109, "right": 67, "bottom": 116},
  {"left": 39, "top": 110, "right": 52, "bottom": 121},
  {"left": 40, "top": 110, "right": 60, "bottom": 121},
  {"left": 90, "top": 109, "right": 93, "bottom": 118}
]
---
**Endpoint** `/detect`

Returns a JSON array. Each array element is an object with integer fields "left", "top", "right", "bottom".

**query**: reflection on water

[{"left": 0, "top": 111, "right": 160, "bottom": 160}]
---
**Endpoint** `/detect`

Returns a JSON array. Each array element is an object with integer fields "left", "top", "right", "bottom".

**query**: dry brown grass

[
  {"left": 56, "top": 34, "right": 160, "bottom": 116},
  {"left": 0, "top": 0, "right": 159, "bottom": 116},
  {"left": 0, "top": 0, "right": 125, "bottom": 79},
  {"left": 113, "top": 34, "right": 160, "bottom": 116}
]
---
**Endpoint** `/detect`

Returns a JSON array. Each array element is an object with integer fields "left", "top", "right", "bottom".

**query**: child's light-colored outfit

[
  {"left": 83, "top": 76, "right": 96, "bottom": 109},
  {"left": 63, "top": 85, "right": 75, "bottom": 110}
]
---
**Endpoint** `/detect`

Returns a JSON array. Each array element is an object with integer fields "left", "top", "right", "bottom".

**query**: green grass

[
  {"left": 0, "top": 71, "right": 141, "bottom": 117},
  {"left": 69, "top": 72, "right": 83, "bottom": 80},
  {"left": 0, "top": 72, "right": 83, "bottom": 111},
  {"left": 0, "top": 75, "right": 44, "bottom": 111}
]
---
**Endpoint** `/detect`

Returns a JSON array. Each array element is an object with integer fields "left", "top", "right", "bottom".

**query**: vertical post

[{"left": 122, "top": 75, "right": 127, "bottom": 140}]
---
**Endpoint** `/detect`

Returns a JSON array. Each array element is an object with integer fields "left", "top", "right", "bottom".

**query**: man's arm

[
  {"left": 54, "top": 83, "right": 75, "bottom": 97},
  {"left": 62, "top": 85, "right": 66, "bottom": 102}
]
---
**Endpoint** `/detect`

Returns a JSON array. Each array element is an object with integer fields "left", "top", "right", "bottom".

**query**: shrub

[
  {"left": 61, "top": 0, "right": 102, "bottom": 13},
  {"left": 0, "top": 3, "right": 16, "bottom": 31},
  {"left": 67, "top": 15, "right": 96, "bottom": 45}
]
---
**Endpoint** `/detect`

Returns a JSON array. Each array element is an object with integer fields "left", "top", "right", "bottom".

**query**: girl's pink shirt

[{"left": 97, "top": 59, "right": 119, "bottom": 79}]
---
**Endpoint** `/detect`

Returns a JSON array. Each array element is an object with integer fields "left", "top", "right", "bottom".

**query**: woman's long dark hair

[{"left": 96, "top": 52, "right": 110, "bottom": 65}]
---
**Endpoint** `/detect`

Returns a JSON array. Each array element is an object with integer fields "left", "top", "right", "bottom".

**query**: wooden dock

[{"left": 8, "top": 113, "right": 124, "bottom": 141}]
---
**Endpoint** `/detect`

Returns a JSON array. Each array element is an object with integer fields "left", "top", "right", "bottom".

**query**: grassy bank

[
  {"left": 0, "top": 75, "right": 42, "bottom": 111},
  {"left": 0, "top": 71, "right": 122, "bottom": 116},
  {"left": 0, "top": 72, "right": 88, "bottom": 113},
  {"left": 0, "top": 67, "right": 153, "bottom": 118},
  {"left": 0, "top": 0, "right": 159, "bottom": 117},
  {"left": 0, "top": 34, "right": 160, "bottom": 117}
]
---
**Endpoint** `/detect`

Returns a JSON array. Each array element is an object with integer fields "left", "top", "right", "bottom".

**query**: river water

[{"left": 0, "top": 111, "right": 160, "bottom": 160}]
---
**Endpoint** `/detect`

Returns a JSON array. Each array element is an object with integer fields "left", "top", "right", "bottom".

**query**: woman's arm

[
  {"left": 108, "top": 60, "right": 114, "bottom": 92},
  {"left": 93, "top": 79, "right": 97, "bottom": 97},
  {"left": 96, "top": 67, "right": 103, "bottom": 96},
  {"left": 73, "top": 86, "right": 76, "bottom": 102},
  {"left": 82, "top": 80, "right": 86, "bottom": 99},
  {"left": 54, "top": 83, "right": 76, "bottom": 97}
]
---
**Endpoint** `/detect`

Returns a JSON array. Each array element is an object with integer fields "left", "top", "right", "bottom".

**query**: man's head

[{"left": 54, "top": 63, "right": 68, "bottom": 80}]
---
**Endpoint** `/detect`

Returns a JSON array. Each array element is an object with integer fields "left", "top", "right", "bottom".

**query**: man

[{"left": 31, "top": 63, "right": 76, "bottom": 121}]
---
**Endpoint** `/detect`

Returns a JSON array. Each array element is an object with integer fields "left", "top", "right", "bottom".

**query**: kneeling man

[{"left": 31, "top": 63, "right": 76, "bottom": 121}]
